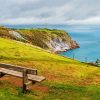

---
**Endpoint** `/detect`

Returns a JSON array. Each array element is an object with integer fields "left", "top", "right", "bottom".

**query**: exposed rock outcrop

[
  {"left": 9, "top": 31, "right": 26, "bottom": 41},
  {"left": 46, "top": 36, "right": 79, "bottom": 53}
]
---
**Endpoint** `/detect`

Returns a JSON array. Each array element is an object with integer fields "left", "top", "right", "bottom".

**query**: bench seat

[{"left": 0, "top": 68, "right": 45, "bottom": 82}]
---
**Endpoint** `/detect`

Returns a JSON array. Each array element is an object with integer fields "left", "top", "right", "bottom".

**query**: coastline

[{"left": 53, "top": 41, "right": 80, "bottom": 54}]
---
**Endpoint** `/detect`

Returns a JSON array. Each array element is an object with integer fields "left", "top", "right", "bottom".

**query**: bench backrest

[{"left": 0, "top": 63, "right": 37, "bottom": 75}]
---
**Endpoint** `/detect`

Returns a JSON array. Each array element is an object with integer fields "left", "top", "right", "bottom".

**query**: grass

[
  {"left": 41, "top": 83, "right": 100, "bottom": 100},
  {"left": 0, "top": 37, "right": 100, "bottom": 100}
]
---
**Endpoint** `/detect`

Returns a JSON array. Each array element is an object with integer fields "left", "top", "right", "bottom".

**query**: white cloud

[
  {"left": 0, "top": 0, "right": 100, "bottom": 25},
  {"left": 67, "top": 16, "right": 100, "bottom": 25}
]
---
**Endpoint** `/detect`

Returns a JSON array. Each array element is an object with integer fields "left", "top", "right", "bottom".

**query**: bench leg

[
  {"left": 23, "top": 84, "right": 27, "bottom": 93},
  {"left": 32, "top": 81, "right": 36, "bottom": 84},
  {"left": 22, "top": 69, "right": 28, "bottom": 93},
  {"left": 0, "top": 72, "right": 5, "bottom": 78}
]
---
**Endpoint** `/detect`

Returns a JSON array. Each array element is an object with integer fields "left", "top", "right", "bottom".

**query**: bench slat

[
  {"left": 0, "top": 63, "right": 37, "bottom": 75},
  {"left": 0, "top": 68, "right": 45, "bottom": 82}
]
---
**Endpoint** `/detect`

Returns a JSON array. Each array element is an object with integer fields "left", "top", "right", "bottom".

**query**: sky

[{"left": 0, "top": 0, "right": 100, "bottom": 25}]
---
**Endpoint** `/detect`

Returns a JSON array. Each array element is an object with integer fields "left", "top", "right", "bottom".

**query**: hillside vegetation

[
  {"left": 0, "top": 26, "right": 79, "bottom": 52},
  {"left": 0, "top": 26, "right": 11, "bottom": 38},
  {"left": 17, "top": 28, "right": 79, "bottom": 52},
  {"left": 0, "top": 37, "right": 100, "bottom": 100},
  {"left": 16, "top": 29, "right": 71, "bottom": 48}
]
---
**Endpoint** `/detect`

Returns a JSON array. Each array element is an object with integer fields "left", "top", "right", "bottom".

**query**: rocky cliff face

[
  {"left": 45, "top": 35, "right": 79, "bottom": 53},
  {"left": 0, "top": 27, "right": 79, "bottom": 53},
  {"left": 47, "top": 38, "right": 79, "bottom": 53}
]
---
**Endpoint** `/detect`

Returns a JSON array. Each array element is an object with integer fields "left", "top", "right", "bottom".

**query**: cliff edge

[{"left": 0, "top": 26, "right": 79, "bottom": 52}]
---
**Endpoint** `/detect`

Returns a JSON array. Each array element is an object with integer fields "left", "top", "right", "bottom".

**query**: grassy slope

[{"left": 0, "top": 37, "right": 100, "bottom": 100}]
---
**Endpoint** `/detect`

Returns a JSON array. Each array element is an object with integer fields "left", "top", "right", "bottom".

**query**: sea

[{"left": 5, "top": 24, "right": 100, "bottom": 62}]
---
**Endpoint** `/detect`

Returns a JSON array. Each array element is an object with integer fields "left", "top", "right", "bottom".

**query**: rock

[
  {"left": 47, "top": 37, "right": 79, "bottom": 53},
  {"left": 70, "top": 41, "right": 80, "bottom": 49},
  {"left": 9, "top": 31, "right": 27, "bottom": 42},
  {"left": 9, "top": 31, "right": 25, "bottom": 40}
]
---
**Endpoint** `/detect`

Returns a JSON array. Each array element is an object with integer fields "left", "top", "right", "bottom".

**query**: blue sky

[{"left": 0, "top": 0, "right": 100, "bottom": 25}]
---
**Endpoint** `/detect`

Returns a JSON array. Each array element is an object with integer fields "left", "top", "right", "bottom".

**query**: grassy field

[{"left": 0, "top": 37, "right": 100, "bottom": 100}]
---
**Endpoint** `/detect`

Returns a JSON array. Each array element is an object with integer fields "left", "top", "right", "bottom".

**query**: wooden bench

[{"left": 0, "top": 63, "right": 45, "bottom": 93}]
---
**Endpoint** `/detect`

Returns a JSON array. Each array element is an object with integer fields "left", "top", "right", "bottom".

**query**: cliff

[
  {"left": 16, "top": 28, "right": 79, "bottom": 52},
  {"left": 0, "top": 26, "right": 79, "bottom": 52}
]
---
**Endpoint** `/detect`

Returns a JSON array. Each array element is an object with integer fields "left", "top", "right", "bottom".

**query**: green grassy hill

[{"left": 0, "top": 37, "right": 100, "bottom": 100}]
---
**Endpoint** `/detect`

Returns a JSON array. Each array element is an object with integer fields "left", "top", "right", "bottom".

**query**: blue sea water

[{"left": 5, "top": 24, "right": 100, "bottom": 62}]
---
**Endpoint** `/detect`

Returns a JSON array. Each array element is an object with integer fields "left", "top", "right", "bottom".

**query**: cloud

[
  {"left": 67, "top": 16, "right": 100, "bottom": 25},
  {"left": 0, "top": 0, "right": 100, "bottom": 25}
]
